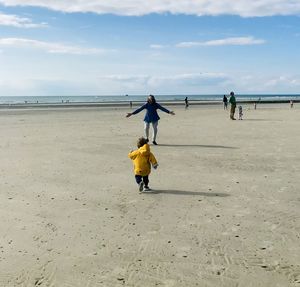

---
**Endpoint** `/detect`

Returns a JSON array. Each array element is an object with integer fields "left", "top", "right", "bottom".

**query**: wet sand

[{"left": 0, "top": 103, "right": 299, "bottom": 286}]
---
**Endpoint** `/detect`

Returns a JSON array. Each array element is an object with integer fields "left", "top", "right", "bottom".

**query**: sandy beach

[{"left": 0, "top": 103, "right": 299, "bottom": 287}]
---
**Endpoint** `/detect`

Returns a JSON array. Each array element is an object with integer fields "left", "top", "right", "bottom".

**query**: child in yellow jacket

[{"left": 128, "top": 137, "right": 158, "bottom": 192}]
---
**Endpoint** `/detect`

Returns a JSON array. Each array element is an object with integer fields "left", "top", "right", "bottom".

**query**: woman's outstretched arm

[
  {"left": 126, "top": 104, "right": 147, "bottom": 117},
  {"left": 156, "top": 103, "right": 175, "bottom": 115}
]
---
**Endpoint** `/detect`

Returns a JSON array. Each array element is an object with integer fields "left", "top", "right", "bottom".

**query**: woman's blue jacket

[{"left": 132, "top": 102, "right": 170, "bottom": 123}]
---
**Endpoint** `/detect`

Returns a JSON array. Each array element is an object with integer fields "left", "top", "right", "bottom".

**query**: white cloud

[
  {"left": 100, "top": 72, "right": 229, "bottom": 89},
  {"left": 98, "top": 72, "right": 300, "bottom": 94},
  {"left": 150, "top": 44, "right": 166, "bottom": 49},
  {"left": 1, "top": 0, "right": 300, "bottom": 17},
  {"left": 0, "top": 12, "right": 47, "bottom": 27},
  {"left": 224, "top": 73, "right": 300, "bottom": 93},
  {"left": 102, "top": 74, "right": 150, "bottom": 84},
  {"left": 0, "top": 78, "right": 101, "bottom": 96},
  {"left": 97, "top": 72, "right": 231, "bottom": 94},
  {"left": 0, "top": 37, "right": 114, "bottom": 54},
  {"left": 102, "top": 72, "right": 227, "bottom": 81},
  {"left": 265, "top": 75, "right": 300, "bottom": 87},
  {"left": 2, "top": 72, "right": 300, "bottom": 96},
  {"left": 176, "top": 37, "right": 265, "bottom": 47}
]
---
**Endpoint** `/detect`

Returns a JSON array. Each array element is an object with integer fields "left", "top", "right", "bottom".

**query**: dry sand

[{"left": 0, "top": 104, "right": 299, "bottom": 287}]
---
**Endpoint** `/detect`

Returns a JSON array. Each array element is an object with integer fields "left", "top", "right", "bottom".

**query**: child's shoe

[
  {"left": 143, "top": 186, "right": 151, "bottom": 192},
  {"left": 138, "top": 181, "right": 144, "bottom": 192}
]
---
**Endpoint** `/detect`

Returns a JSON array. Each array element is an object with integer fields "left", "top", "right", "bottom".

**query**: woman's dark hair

[
  {"left": 137, "top": 137, "right": 148, "bottom": 148},
  {"left": 147, "top": 94, "right": 156, "bottom": 104}
]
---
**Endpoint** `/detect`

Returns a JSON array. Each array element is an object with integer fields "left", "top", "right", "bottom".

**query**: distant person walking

[
  {"left": 238, "top": 105, "right": 243, "bottom": 120},
  {"left": 290, "top": 100, "right": 294, "bottom": 108},
  {"left": 223, "top": 95, "right": 228, "bottom": 110},
  {"left": 229, "top": 91, "right": 236, "bottom": 120},
  {"left": 126, "top": 95, "right": 175, "bottom": 145},
  {"left": 184, "top": 97, "right": 189, "bottom": 109}
]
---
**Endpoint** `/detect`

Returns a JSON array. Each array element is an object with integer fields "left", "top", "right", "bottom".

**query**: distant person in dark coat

[
  {"left": 184, "top": 97, "right": 189, "bottom": 109},
  {"left": 229, "top": 91, "right": 236, "bottom": 120},
  {"left": 223, "top": 95, "right": 228, "bottom": 110}
]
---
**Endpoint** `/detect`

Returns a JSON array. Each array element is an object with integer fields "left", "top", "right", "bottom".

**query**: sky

[{"left": 0, "top": 0, "right": 300, "bottom": 96}]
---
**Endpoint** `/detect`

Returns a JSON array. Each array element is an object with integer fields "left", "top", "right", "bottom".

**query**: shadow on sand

[
  {"left": 157, "top": 144, "right": 237, "bottom": 149},
  {"left": 243, "top": 119, "right": 282, "bottom": 122},
  {"left": 143, "top": 189, "right": 230, "bottom": 197}
]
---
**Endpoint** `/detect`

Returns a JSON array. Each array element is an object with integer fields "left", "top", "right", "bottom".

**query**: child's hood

[{"left": 138, "top": 143, "right": 150, "bottom": 156}]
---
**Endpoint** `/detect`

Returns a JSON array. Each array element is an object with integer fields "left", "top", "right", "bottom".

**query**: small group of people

[
  {"left": 127, "top": 95, "right": 175, "bottom": 192},
  {"left": 225, "top": 91, "right": 243, "bottom": 120},
  {"left": 127, "top": 91, "right": 248, "bottom": 192}
]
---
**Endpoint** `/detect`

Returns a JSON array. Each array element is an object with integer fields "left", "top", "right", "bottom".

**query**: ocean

[{"left": 0, "top": 94, "right": 299, "bottom": 105}]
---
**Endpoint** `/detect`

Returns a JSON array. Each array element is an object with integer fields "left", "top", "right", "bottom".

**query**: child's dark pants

[{"left": 135, "top": 175, "right": 149, "bottom": 187}]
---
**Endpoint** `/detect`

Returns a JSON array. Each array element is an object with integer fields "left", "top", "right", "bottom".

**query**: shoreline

[{"left": 0, "top": 99, "right": 298, "bottom": 110}]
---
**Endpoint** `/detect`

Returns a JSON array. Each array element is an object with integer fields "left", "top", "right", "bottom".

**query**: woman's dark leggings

[{"left": 135, "top": 175, "right": 149, "bottom": 187}]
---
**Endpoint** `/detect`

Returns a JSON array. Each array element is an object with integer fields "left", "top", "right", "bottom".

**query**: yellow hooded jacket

[{"left": 128, "top": 144, "right": 157, "bottom": 176}]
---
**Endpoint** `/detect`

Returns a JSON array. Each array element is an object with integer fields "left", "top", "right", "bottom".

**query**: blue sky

[{"left": 0, "top": 1, "right": 300, "bottom": 96}]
